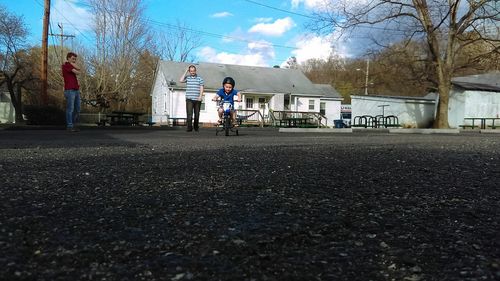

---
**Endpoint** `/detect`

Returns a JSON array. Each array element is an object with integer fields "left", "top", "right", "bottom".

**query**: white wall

[
  {"left": 151, "top": 75, "right": 170, "bottom": 123},
  {"left": 0, "top": 102, "right": 15, "bottom": 124},
  {"left": 351, "top": 95, "right": 436, "bottom": 128},
  {"left": 323, "top": 100, "right": 341, "bottom": 127},
  {"left": 448, "top": 89, "right": 466, "bottom": 128},
  {"left": 465, "top": 90, "right": 500, "bottom": 117},
  {"left": 270, "top": 94, "right": 285, "bottom": 111},
  {"left": 295, "top": 97, "right": 320, "bottom": 112}
]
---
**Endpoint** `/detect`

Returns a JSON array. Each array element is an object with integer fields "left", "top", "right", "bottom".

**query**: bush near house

[{"left": 24, "top": 105, "right": 65, "bottom": 125}]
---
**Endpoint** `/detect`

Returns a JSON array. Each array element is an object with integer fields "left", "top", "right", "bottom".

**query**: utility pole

[
  {"left": 50, "top": 23, "right": 75, "bottom": 63},
  {"left": 364, "top": 59, "right": 369, "bottom": 96},
  {"left": 41, "top": 0, "right": 50, "bottom": 105},
  {"left": 356, "top": 58, "right": 370, "bottom": 95}
]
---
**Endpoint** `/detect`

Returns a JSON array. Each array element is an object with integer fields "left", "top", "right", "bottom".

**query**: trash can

[{"left": 334, "top": 119, "right": 344, "bottom": 128}]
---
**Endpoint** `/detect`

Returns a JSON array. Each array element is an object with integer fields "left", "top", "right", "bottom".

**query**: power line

[
  {"left": 59, "top": 1, "right": 298, "bottom": 65},
  {"left": 52, "top": 0, "right": 340, "bottom": 66},
  {"left": 72, "top": 0, "right": 300, "bottom": 52},
  {"left": 243, "top": 0, "right": 410, "bottom": 33},
  {"left": 242, "top": 0, "right": 316, "bottom": 19}
]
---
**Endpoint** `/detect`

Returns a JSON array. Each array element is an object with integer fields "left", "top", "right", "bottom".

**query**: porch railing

[
  {"left": 270, "top": 110, "right": 328, "bottom": 127},
  {"left": 237, "top": 109, "right": 265, "bottom": 127}
]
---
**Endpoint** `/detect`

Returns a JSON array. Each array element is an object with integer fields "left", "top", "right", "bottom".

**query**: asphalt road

[{"left": 1, "top": 128, "right": 499, "bottom": 280}]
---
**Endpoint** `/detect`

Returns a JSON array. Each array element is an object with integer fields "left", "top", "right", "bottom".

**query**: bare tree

[
  {"left": 0, "top": 5, "right": 36, "bottom": 123},
  {"left": 311, "top": 0, "right": 500, "bottom": 128},
  {"left": 156, "top": 20, "right": 202, "bottom": 62},
  {"left": 88, "top": 0, "right": 154, "bottom": 110}
]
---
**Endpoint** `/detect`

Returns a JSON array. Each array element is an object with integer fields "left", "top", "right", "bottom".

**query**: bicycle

[{"left": 215, "top": 100, "right": 239, "bottom": 136}]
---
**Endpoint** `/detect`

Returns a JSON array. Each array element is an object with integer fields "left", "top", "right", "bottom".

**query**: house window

[
  {"left": 246, "top": 97, "right": 254, "bottom": 109},
  {"left": 309, "top": 100, "right": 315, "bottom": 110},
  {"left": 259, "top": 97, "right": 266, "bottom": 109},
  {"left": 320, "top": 102, "right": 325, "bottom": 115}
]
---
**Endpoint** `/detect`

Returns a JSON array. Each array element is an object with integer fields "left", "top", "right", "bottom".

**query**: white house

[
  {"left": 448, "top": 72, "right": 500, "bottom": 128},
  {"left": 150, "top": 60, "right": 343, "bottom": 127}
]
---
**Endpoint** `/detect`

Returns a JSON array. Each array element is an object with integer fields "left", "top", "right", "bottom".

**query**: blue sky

[{"left": 4, "top": 0, "right": 360, "bottom": 67}]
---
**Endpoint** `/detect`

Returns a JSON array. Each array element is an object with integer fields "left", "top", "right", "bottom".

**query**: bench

[
  {"left": 459, "top": 125, "right": 479, "bottom": 129},
  {"left": 384, "top": 123, "right": 401, "bottom": 128},
  {"left": 236, "top": 115, "right": 247, "bottom": 126},
  {"left": 168, "top": 118, "right": 187, "bottom": 126},
  {"left": 96, "top": 119, "right": 108, "bottom": 126}
]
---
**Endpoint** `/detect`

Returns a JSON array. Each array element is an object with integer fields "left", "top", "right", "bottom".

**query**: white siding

[
  {"left": 448, "top": 89, "right": 466, "bottom": 128},
  {"left": 323, "top": 100, "right": 341, "bottom": 127},
  {"left": 295, "top": 97, "right": 320, "bottom": 112},
  {"left": 270, "top": 94, "right": 285, "bottom": 111},
  {"left": 151, "top": 75, "right": 170, "bottom": 123}
]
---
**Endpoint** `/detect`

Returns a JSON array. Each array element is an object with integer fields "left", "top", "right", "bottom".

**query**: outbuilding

[
  {"left": 448, "top": 72, "right": 500, "bottom": 128},
  {"left": 351, "top": 94, "right": 437, "bottom": 128}
]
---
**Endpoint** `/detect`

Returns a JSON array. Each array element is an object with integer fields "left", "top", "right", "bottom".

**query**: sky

[{"left": 2, "top": 0, "right": 363, "bottom": 67}]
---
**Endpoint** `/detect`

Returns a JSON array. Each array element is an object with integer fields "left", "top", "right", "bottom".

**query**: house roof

[
  {"left": 452, "top": 71, "right": 500, "bottom": 92},
  {"left": 314, "top": 84, "right": 342, "bottom": 99},
  {"left": 351, "top": 94, "right": 437, "bottom": 103},
  {"left": 156, "top": 60, "right": 341, "bottom": 98}
]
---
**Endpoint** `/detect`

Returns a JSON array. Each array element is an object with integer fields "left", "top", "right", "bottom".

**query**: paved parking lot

[{"left": 1, "top": 128, "right": 499, "bottom": 280}]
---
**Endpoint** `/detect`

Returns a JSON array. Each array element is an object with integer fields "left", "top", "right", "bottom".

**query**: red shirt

[{"left": 62, "top": 62, "right": 79, "bottom": 90}]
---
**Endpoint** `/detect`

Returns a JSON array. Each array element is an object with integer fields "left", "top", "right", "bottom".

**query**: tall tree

[
  {"left": 0, "top": 5, "right": 36, "bottom": 123},
  {"left": 310, "top": 0, "right": 500, "bottom": 128},
  {"left": 88, "top": 0, "right": 153, "bottom": 110},
  {"left": 156, "top": 20, "right": 202, "bottom": 62}
]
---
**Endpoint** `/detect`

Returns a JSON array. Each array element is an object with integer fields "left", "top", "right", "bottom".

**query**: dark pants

[{"left": 186, "top": 99, "right": 201, "bottom": 130}]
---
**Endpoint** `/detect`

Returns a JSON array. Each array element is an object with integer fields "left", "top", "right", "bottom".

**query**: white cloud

[
  {"left": 51, "top": 0, "right": 93, "bottom": 32},
  {"left": 286, "top": 34, "right": 336, "bottom": 65},
  {"left": 291, "top": 0, "right": 327, "bottom": 10},
  {"left": 197, "top": 40, "right": 275, "bottom": 67},
  {"left": 248, "top": 17, "right": 295, "bottom": 36},
  {"left": 254, "top": 17, "right": 273, "bottom": 23},
  {"left": 211, "top": 12, "right": 233, "bottom": 18}
]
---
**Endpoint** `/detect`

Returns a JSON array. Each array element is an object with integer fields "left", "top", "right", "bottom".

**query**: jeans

[
  {"left": 64, "top": 90, "right": 81, "bottom": 128},
  {"left": 186, "top": 99, "right": 201, "bottom": 130}
]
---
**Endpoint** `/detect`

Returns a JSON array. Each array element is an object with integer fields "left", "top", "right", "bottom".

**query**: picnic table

[
  {"left": 279, "top": 117, "right": 312, "bottom": 127},
  {"left": 107, "top": 111, "right": 145, "bottom": 126},
  {"left": 462, "top": 117, "right": 500, "bottom": 129},
  {"left": 168, "top": 117, "right": 187, "bottom": 126}
]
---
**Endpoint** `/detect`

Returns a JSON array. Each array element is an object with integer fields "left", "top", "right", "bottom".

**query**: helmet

[{"left": 222, "top": 77, "right": 235, "bottom": 87}]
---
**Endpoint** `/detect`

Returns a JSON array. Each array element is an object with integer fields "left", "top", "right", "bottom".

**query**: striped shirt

[{"left": 184, "top": 75, "right": 204, "bottom": 100}]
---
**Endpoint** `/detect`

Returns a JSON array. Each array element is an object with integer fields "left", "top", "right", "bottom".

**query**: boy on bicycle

[{"left": 212, "top": 77, "right": 241, "bottom": 126}]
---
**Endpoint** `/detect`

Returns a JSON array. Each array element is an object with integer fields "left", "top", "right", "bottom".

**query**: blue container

[{"left": 334, "top": 119, "right": 344, "bottom": 128}]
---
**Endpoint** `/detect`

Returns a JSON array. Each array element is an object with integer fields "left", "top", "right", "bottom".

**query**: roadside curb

[
  {"left": 480, "top": 129, "right": 500, "bottom": 134},
  {"left": 279, "top": 128, "right": 353, "bottom": 133},
  {"left": 277, "top": 128, "right": 500, "bottom": 134},
  {"left": 389, "top": 128, "right": 460, "bottom": 134}
]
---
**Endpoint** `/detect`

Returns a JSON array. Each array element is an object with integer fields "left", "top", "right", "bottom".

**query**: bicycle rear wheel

[{"left": 224, "top": 117, "right": 230, "bottom": 136}]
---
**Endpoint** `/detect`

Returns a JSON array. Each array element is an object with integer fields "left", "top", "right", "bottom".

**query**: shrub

[{"left": 24, "top": 105, "right": 66, "bottom": 125}]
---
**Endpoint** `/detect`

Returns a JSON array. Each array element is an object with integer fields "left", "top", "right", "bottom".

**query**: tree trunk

[
  {"left": 434, "top": 81, "right": 450, "bottom": 128},
  {"left": 13, "top": 83, "right": 24, "bottom": 123}
]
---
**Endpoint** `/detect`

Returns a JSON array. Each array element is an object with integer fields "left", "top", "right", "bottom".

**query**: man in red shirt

[{"left": 62, "top": 52, "right": 81, "bottom": 131}]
